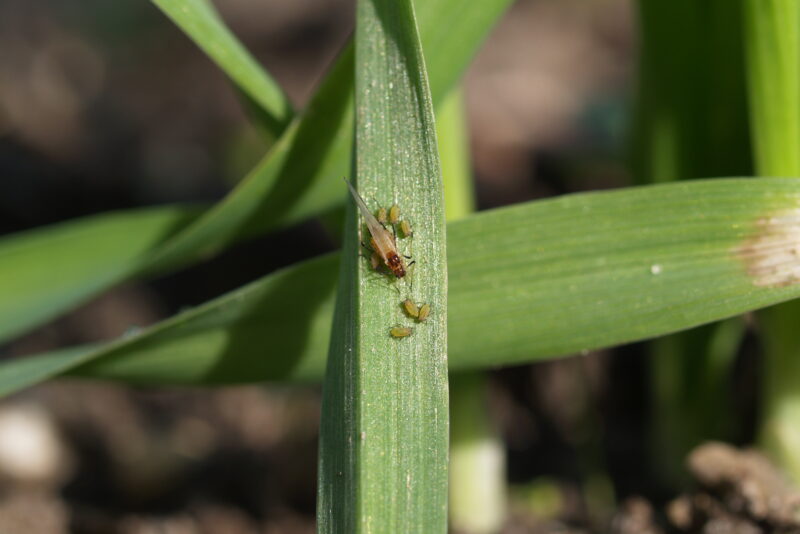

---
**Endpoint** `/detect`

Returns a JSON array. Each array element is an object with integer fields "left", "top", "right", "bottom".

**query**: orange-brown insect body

[
  {"left": 345, "top": 178, "right": 407, "bottom": 278},
  {"left": 386, "top": 253, "right": 405, "bottom": 278}
]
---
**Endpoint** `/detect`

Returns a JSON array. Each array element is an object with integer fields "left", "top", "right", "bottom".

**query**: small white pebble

[
  {"left": 0, "top": 405, "right": 67, "bottom": 482},
  {"left": 650, "top": 264, "right": 662, "bottom": 275}
]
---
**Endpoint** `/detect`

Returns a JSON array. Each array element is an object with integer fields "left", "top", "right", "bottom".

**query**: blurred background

[{"left": 0, "top": 0, "right": 646, "bottom": 532}]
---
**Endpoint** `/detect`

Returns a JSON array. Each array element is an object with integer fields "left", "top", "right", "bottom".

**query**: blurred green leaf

[
  {"left": 151, "top": 0, "right": 293, "bottom": 135},
  {"left": 438, "top": 88, "right": 507, "bottom": 533},
  {"left": 743, "top": 0, "right": 800, "bottom": 177},
  {"left": 438, "top": 88, "right": 476, "bottom": 221},
  {"left": 632, "top": 0, "right": 751, "bottom": 184},
  {"left": 5, "top": 178, "right": 800, "bottom": 396},
  {"left": 0, "top": 207, "right": 199, "bottom": 343}
]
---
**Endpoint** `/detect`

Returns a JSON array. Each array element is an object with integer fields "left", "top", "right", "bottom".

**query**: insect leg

[{"left": 406, "top": 259, "right": 416, "bottom": 292}]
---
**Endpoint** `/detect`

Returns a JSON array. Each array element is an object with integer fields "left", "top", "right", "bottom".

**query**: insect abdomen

[{"left": 386, "top": 253, "right": 406, "bottom": 278}]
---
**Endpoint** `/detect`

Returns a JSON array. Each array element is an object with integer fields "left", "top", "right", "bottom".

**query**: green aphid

[
  {"left": 376, "top": 207, "right": 388, "bottom": 225},
  {"left": 402, "top": 298, "right": 419, "bottom": 318},
  {"left": 417, "top": 303, "right": 431, "bottom": 322},
  {"left": 390, "top": 325, "right": 413, "bottom": 338},
  {"left": 389, "top": 204, "right": 401, "bottom": 225},
  {"left": 399, "top": 219, "right": 413, "bottom": 238}
]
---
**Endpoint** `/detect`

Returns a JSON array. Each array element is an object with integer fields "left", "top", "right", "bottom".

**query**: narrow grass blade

[
  {"left": 415, "top": 0, "right": 513, "bottom": 102},
  {"left": 743, "top": 0, "right": 800, "bottom": 177},
  {"left": 743, "top": 0, "right": 800, "bottom": 482},
  {"left": 651, "top": 317, "right": 744, "bottom": 482},
  {"left": 6, "top": 179, "right": 800, "bottom": 396},
  {"left": 0, "top": 345, "right": 100, "bottom": 395},
  {"left": 316, "top": 0, "right": 449, "bottom": 531},
  {"left": 438, "top": 88, "right": 476, "bottom": 221},
  {"left": 148, "top": 0, "right": 515, "bottom": 268},
  {"left": 143, "top": 48, "right": 356, "bottom": 271},
  {"left": 151, "top": 0, "right": 293, "bottom": 135},
  {"left": 0, "top": 207, "right": 199, "bottom": 343},
  {"left": 0, "top": 0, "right": 512, "bottom": 345}
]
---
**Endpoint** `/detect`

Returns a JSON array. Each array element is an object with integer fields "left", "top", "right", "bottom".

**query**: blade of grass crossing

[
  {"left": 0, "top": 206, "right": 200, "bottom": 344},
  {"left": 151, "top": 0, "right": 293, "bottom": 136},
  {"left": 146, "top": 0, "right": 516, "bottom": 271},
  {"left": 143, "top": 48, "right": 355, "bottom": 272},
  {"left": 317, "top": 0, "right": 449, "bottom": 531},
  {"left": 742, "top": 0, "right": 800, "bottom": 483},
  {"left": 7, "top": 179, "right": 800, "bottom": 398},
  {"left": 415, "top": 0, "right": 514, "bottom": 104}
]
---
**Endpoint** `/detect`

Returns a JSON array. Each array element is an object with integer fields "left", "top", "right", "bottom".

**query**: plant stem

[{"left": 450, "top": 373, "right": 506, "bottom": 534}]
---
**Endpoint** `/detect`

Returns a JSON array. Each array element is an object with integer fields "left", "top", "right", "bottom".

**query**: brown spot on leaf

[{"left": 735, "top": 210, "right": 800, "bottom": 287}]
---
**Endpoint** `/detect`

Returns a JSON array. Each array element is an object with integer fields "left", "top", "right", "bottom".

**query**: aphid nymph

[
  {"left": 376, "top": 207, "right": 387, "bottom": 224},
  {"left": 390, "top": 325, "right": 413, "bottom": 338},
  {"left": 402, "top": 298, "right": 419, "bottom": 318},
  {"left": 389, "top": 204, "right": 401, "bottom": 225},
  {"left": 344, "top": 178, "right": 408, "bottom": 278},
  {"left": 417, "top": 303, "right": 431, "bottom": 322},
  {"left": 399, "top": 219, "right": 413, "bottom": 238}
]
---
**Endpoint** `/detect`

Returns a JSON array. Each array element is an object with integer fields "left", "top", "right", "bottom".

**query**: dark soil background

[{"left": 2, "top": 0, "right": 796, "bottom": 532}]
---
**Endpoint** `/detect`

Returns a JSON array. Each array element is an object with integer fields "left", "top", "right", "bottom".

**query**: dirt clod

[
  {"left": 610, "top": 496, "right": 663, "bottom": 534},
  {"left": 668, "top": 442, "right": 800, "bottom": 533}
]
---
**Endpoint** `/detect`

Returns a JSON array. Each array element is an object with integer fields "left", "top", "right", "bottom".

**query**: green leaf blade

[
  {"left": 447, "top": 181, "right": 765, "bottom": 368},
  {"left": 317, "top": 0, "right": 449, "bottom": 531},
  {"left": 0, "top": 207, "right": 199, "bottom": 344}
]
